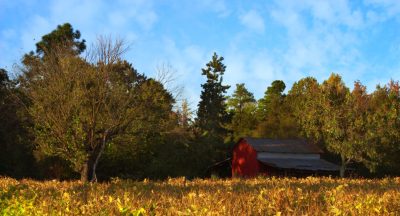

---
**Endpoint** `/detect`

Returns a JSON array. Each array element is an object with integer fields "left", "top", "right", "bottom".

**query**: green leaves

[
  {"left": 35, "top": 23, "right": 86, "bottom": 57},
  {"left": 226, "top": 83, "right": 257, "bottom": 141}
]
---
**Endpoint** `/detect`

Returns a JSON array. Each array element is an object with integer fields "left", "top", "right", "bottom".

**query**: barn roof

[
  {"left": 242, "top": 137, "right": 323, "bottom": 154},
  {"left": 258, "top": 158, "right": 340, "bottom": 171}
]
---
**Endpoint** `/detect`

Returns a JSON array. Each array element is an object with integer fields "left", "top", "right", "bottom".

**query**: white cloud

[
  {"left": 271, "top": 0, "right": 364, "bottom": 28},
  {"left": 224, "top": 52, "right": 245, "bottom": 85},
  {"left": 16, "top": 0, "right": 158, "bottom": 58},
  {"left": 224, "top": 46, "right": 290, "bottom": 98},
  {"left": 239, "top": 10, "right": 265, "bottom": 33},
  {"left": 199, "top": 0, "right": 230, "bottom": 17},
  {"left": 149, "top": 37, "right": 212, "bottom": 108},
  {"left": 365, "top": 0, "right": 400, "bottom": 17},
  {"left": 267, "top": 0, "right": 370, "bottom": 91},
  {"left": 113, "top": 0, "right": 158, "bottom": 30},
  {"left": 307, "top": 0, "right": 364, "bottom": 28}
]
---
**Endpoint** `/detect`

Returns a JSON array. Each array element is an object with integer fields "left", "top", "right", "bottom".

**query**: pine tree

[
  {"left": 254, "top": 80, "right": 297, "bottom": 138},
  {"left": 257, "top": 80, "right": 286, "bottom": 119},
  {"left": 36, "top": 23, "right": 86, "bottom": 57},
  {"left": 226, "top": 83, "right": 257, "bottom": 140},
  {"left": 196, "top": 52, "right": 230, "bottom": 142}
]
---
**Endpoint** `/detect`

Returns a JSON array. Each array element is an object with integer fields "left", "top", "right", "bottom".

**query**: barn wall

[{"left": 232, "top": 139, "right": 260, "bottom": 177}]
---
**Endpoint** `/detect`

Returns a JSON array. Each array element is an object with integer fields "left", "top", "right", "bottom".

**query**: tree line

[{"left": 0, "top": 23, "right": 399, "bottom": 181}]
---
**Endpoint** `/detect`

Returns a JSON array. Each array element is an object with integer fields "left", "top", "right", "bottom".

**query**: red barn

[{"left": 232, "top": 137, "right": 339, "bottom": 177}]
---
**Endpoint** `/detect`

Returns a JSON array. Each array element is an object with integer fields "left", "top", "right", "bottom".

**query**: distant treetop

[{"left": 35, "top": 23, "right": 86, "bottom": 56}]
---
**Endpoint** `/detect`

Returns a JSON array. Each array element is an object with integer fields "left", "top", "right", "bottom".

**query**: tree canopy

[
  {"left": 36, "top": 23, "right": 86, "bottom": 56},
  {"left": 1, "top": 23, "right": 400, "bottom": 180},
  {"left": 19, "top": 24, "right": 176, "bottom": 182},
  {"left": 226, "top": 83, "right": 257, "bottom": 141}
]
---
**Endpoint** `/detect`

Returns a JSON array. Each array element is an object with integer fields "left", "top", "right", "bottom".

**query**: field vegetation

[{"left": 1, "top": 177, "right": 399, "bottom": 215}]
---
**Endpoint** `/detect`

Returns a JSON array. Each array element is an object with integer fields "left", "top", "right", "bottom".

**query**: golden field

[{"left": 0, "top": 176, "right": 399, "bottom": 215}]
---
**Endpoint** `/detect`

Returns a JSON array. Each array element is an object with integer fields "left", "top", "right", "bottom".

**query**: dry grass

[{"left": 1, "top": 176, "right": 399, "bottom": 215}]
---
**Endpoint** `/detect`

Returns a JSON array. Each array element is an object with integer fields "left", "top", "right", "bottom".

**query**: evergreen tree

[
  {"left": 257, "top": 80, "right": 286, "bottom": 119},
  {"left": 254, "top": 80, "right": 298, "bottom": 138},
  {"left": 226, "top": 83, "right": 257, "bottom": 141},
  {"left": 35, "top": 23, "right": 86, "bottom": 57},
  {"left": 227, "top": 83, "right": 256, "bottom": 115},
  {"left": 196, "top": 52, "right": 230, "bottom": 141}
]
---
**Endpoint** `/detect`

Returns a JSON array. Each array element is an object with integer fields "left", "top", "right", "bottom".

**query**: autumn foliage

[{"left": 1, "top": 177, "right": 399, "bottom": 215}]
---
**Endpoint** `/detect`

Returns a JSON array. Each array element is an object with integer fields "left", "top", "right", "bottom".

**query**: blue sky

[{"left": 1, "top": 0, "right": 400, "bottom": 107}]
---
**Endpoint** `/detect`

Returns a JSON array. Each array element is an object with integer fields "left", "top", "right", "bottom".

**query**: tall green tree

[
  {"left": 226, "top": 83, "right": 257, "bottom": 141},
  {"left": 194, "top": 53, "right": 230, "bottom": 174},
  {"left": 257, "top": 80, "right": 286, "bottom": 119},
  {"left": 254, "top": 80, "right": 298, "bottom": 138},
  {"left": 196, "top": 52, "right": 230, "bottom": 142}
]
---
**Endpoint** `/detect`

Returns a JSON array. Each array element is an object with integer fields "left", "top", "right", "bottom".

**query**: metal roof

[
  {"left": 258, "top": 158, "right": 340, "bottom": 171},
  {"left": 242, "top": 137, "right": 323, "bottom": 154}
]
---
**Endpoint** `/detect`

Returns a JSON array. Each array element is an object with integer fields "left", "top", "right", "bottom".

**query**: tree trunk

[
  {"left": 80, "top": 159, "right": 95, "bottom": 182},
  {"left": 80, "top": 163, "right": 89, "bottom": 182},
  {"left": 80, "top": 132, "right": 108, "bottom": 182},
  {"left": 340, "top": 155, "right": 346, "bottom": 178}
]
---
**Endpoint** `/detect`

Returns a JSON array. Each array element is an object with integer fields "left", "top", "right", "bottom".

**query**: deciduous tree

[
  {"left": 320, "top": 74, "right": 354, "bottom": 177},
  {"left": 21, "top": 29, "right": 145, "bottom": 181},
  {"left": 367, "top": 81, "right": 400, "bottom": 174},
  {"left": 287, "top": 77, "right": 323, "bottom": 142}
]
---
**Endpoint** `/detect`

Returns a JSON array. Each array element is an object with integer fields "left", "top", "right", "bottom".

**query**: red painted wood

[{"left": 232, "top": 139, "right": 261, "bottom": 177}]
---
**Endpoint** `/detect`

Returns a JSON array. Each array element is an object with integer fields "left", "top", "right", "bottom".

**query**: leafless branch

[{"left": 155, "top": 62, "right": 184, "bottom": 103}]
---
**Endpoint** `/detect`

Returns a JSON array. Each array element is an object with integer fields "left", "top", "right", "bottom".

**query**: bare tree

[
  {"left": 155, "top": 62, "right": 184, "bottom": 103},
  {"left": 176, "top": 99, "right": 194, "bottom": 128}
]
